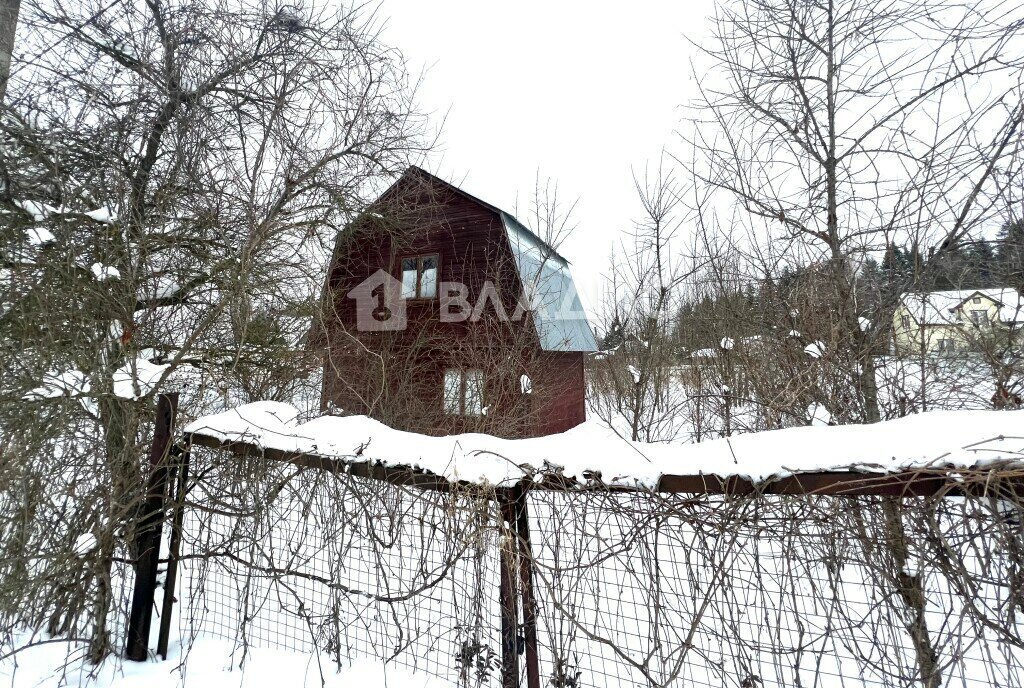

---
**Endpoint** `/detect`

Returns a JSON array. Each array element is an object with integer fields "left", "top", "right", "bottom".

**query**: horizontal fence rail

[{"left": 186, "top": 432, "right": 1024, "bottom": 498}]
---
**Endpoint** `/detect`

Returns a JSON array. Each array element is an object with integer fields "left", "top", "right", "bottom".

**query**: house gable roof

[
  {"left": 501, "top": 211, "right": 596, "bottom": 352},
  {"left": 899, "top": 288, "right": 1024, "bottom": 326},
  {"left": 394, "top": 167, "right": 572, "bottom": 263},
  {"left": 375, "top": 167, "right": 596, "bottom": 353}
]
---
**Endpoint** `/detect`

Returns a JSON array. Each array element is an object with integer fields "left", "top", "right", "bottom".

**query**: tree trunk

[
  {"left": 0, "top": 0, "right": 19, "bottom": 102},
  {"left": 882, "top": 499, "right": 941, "bottom": 688}
]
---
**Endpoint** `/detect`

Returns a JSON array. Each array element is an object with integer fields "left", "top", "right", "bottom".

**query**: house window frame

[
  {"left": 398, "top": 253, "right": 440, "bottom": 300},
  {"left": 937, "top": 338, "right": 956, "bottom": 354},
  {"left": 443, "top": 369, "right": 484, "bottom": 417},
  {"left": 970, "top": 309, "right": 987, "bottom": 327}
]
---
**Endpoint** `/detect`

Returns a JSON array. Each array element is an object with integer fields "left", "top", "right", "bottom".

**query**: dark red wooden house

[{"left": 316, "top": 167, "right": 596, "bottom": 438}]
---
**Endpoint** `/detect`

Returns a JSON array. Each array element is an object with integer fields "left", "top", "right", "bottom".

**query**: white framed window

[
  {"left": 970, "top": 310, "right": 987, "bottom": 326},
  {"left": 900, "top": 315, "right": 911, "bottom": 329},
  {"left": 937, "top": 339, "right": 956, "bottom": 353},
  {"left": 400, "top": 254, "right": 438, "bottom": 299},
  {"left": 973, "top": 296, "right": 982, "bottom": 304},
  {"left": 443, "top": 369, "right": 484, "bottom": 416}
]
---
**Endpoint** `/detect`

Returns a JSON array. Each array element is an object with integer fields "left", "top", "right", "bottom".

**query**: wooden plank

[
  {"left": 498, "top": 492, "right": 521, "bottom": 688},
  {"left": 654, "top": 470, "right": 1004, "bottom": 497},
  {"left": 186, "top": 432, "right": 460, "bottom": 493}
]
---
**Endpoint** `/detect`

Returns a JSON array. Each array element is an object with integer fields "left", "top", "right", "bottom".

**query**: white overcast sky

[{"left": 378, "top": 0, "right": 715, "bottom": 312}]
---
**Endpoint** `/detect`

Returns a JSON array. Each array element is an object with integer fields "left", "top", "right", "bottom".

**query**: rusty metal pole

[
  {"left": 125, "top": 392, "right": 178, "bottom": 661},
  {"left": 498, "top": 490, "right": 520, "bottom": 688},
  {"left": 157, "top": 440, "right": 190, "bottom": 660},
  {"left": 513, "top": 487, "right": 541, "bottom": 688}
]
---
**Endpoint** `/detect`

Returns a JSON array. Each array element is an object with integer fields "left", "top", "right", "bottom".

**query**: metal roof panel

[{"left": 502, "top": 212, "right": 597, "bottom": 352}]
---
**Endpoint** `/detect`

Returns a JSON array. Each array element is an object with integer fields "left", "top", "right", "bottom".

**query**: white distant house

[{"left": 893, "top": 288, "right": 1024, "bottom": 354}]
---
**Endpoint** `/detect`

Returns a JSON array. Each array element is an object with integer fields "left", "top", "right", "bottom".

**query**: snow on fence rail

[
  {"left": 182, "top": 402, "right": 1024, "bottom": 494},
  {"left": 160, "top": 404, "right": 1024, "bottom": 688}
]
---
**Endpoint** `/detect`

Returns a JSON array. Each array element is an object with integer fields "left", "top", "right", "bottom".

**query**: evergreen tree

[
  {"left": 997, "top": 219, "right": 1024, "bottom": 287},
  {"left": 600, "top": 315, "right": 626, "bottom": 351},
  {"left": 880, "top": 243, "right": 916, "bottom": 296},
  {"left": 927, "top": 243, "right": 965, "bottom": 290},
  {"left": 967, "top": 238, "right": 996, "bottom": 288}
]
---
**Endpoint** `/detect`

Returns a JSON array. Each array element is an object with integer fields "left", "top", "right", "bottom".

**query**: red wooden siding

[{"left": 318, "top": 168, "right": 587, "bottom": 438}]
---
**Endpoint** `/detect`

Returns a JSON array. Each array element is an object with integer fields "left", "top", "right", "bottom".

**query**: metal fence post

[
  {"left": 125, "top": 392, "right": 178, "bottom": 661},
  {"left": 498, "top": 489, "right": 521, "bottom": 688},
  {"left": 513, "top": 486, "right": 541, "bottom": 688},
  {"left": 157, "top": 439, "right": 191, "bottom": 660},
  {"left": 497, "top": 484, "right": 542, "bottom": 688}
]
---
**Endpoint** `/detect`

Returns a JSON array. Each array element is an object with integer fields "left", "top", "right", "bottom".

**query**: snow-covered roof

[
  {"left": 502, "top": 212, "right": 596, "bottom": 352},
  {"left": 185, "top": 402, "right": 1024, "bottom": 490},
  {"left": 900, "top": 289, "right": 1024, "bottom": 325}
]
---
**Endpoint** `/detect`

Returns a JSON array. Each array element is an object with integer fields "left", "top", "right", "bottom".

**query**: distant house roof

[
  {"left": 899, "top": 288, "right": 1024, "bottom": 326},
  {"left": 399, "top": 167, "right": 596, "bottom": 353}
]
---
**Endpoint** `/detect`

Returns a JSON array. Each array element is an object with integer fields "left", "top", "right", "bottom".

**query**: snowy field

[
  {"left": 589, "top": 354, "right": 1016, "bottom": 444},
  {"left": 1, "top": 634, "right": 448, "bottom": 688}
]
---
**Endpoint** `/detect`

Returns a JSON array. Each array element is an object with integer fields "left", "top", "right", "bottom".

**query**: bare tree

[
  {"left": 0, "top": 0, "right": 426, "bottom": 660},
  {"left": 678, "top": 2, "right": 1024, "bottom": 685},
  {"left": 0, "top": 0, "right": 17, "bottom": 102},
  {"left": 590, "top": 160, "right": 694, "bottom": 442},
  {"left": 686, "top": 0, "right": 1024, "bottom": 424}
]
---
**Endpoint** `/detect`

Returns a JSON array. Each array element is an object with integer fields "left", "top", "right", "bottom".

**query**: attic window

[
  {"left": 400, "top": 255, "right": 438, "bottom": 299},
  {"left": 973, "top": 296, "right": 982, "bottom": 304}
]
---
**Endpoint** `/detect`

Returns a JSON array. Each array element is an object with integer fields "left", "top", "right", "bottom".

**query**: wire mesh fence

[
  {"left": 174, "top": 443, "right": 1024, "bottom": 688},
  {"left": 525, "top": 489, "right": 1024, "bottom": 688},
  {"left": 177, "top": 446, "right": 503, "bottom": 682}
]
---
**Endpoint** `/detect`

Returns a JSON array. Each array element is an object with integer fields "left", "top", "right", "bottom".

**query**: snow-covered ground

[
  {"left": 589, "top": 353, "right": 1017, "bottom": 443},
  {"left": 1, "top": 635, "right": 448, "bottom": 688},
  {"left": 6, "top": 356, "right": 1023, "bottom": 688}
]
